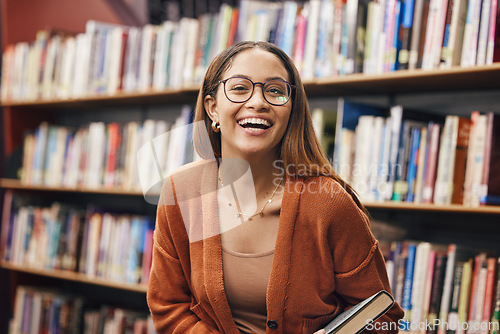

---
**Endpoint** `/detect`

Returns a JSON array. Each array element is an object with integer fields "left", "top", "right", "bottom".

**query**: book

[{"left": 321, "top": 290, "right": 395, "bottom": 334}]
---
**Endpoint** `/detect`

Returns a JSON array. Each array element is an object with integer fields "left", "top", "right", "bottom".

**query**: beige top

[
  {"left": 219, "top": 179, "right": 283, "bottom": 334},
  {"left": 222, "top": 247, "right": 274, "bottom": 334}
]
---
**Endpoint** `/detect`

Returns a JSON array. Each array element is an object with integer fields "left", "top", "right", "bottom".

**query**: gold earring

[{"left": 211, "top": 121, "right": 220, "bottom": 133}]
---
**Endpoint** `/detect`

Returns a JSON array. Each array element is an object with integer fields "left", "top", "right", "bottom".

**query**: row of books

[
  {"left": 0, "top": 192, "right": 155, "bottom": 285},
  {"left": 2, "top": 0, "right": 500, "bottom": 102},
  {"left": 330, "top": 100, "right": 499, "bottom": 206},
  {"left": 9, "top": 286, "right": 153, "bottom": 334},
  {"left": 385, "top": 241, "right": 500, "bottom": 334},
  {"left": 19, "top": 105, "right": 194, "bottom": 194}
]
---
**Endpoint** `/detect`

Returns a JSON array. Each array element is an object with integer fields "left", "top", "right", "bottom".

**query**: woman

[{"left": 147, "top": 41, "right": 404, "bottom": 333}]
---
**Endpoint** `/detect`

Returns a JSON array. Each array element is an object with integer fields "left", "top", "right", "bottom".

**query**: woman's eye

[
  {"left": 266, "top": 87, "right": 285, "bottom": 95},
  {"left": 230, "top": 85, "right": 250, "bottom": 92}
]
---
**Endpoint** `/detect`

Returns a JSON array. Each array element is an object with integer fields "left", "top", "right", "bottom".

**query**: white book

[
  {"left": 97, "top": 213, "right": 113, "bottom": 277},
  {"left": 166, "top": 106, "right": 191, "bottom": 176},
  {"left": 460, "top": 0, "right": 483, "bottom": 67},
  {"left": 46, "top": 127, "right": 68, "bottom": 187},
  {"left": 476, "top": 0, "right": 492, "bottom": 65},
  {"left": 434, "top": 115, "right": 459, "bottom": 205},
  {"left": 85, "top": 122, "right": 106, "bottom": 188},
  {"left": 137, "top": 119, "right": 156, "bottom": 195},
  {"left": 72, "top": 33, "right": 90, "bottom": 97},
  {"left": 183, "top": 18, "right": 200, "bottom": 86},
  {"left": 422, "top": 0, "right": 441, "bottom": 69},
  {"left": 31, "top": 122, "right": 49, "bottom": 185},
  {"left": 302, "top": 0, "right": 321, "bottom": 80},
  {"left": 86, "top": 213, "right": 102, "bottom": 277},
  {"left": 124, "top": 122, "right": 139, "bottom": 190},
  {"left": 385, "top": 105, "right": 403, "bottom": 201},
  {"left": 107, "top": 27, "right": 126, "bottom": 95},
  {"left": 469, "top": 114, "right": 487, "bottom": 206},
  {"left": 363, "top": 2, "right": 377, "bottom": 74},
  {"left": 123, "top": 27, "right": 141, "bottom": 92},
  {"left": 442, "top": 0, "right": 468, "bottom": 68},
  {"left": 153, "top": 21, "right": 175, "bottom": 90},
  {"left": 169, "top": 19, "right": 189, "bottom": 88},
  {"left": 11, "top": 207, "right": 25, "bottom": 264},
  {"left": 338, "top": 129, "right": 355, "bottom": 183},
  {"left": 316, "top": 0, "right": 335, "bottom": 78},
  {"left": 138, "top": 24, "right": 156, "bottom": 92},
  {"left": 254, "top": 10, "right": 271, "bottom": 42},
  {"left": 30, "top": 292, "right": 42, "bottom": 334},
  {"left": 410, "top": 242, "right": 431, "bottom": 327},
  {"left": 12, "top": 42, "right": 29, "bottom": 101},
  {"left": 0, "top": 45, "right": 14, "bottom": 101},
  {"left": 57, "top": 36, "right": 76, "bottom": 99},
  {"left": 352, "top": 116, "right": 374, "bottom": 200},
  {"left": 62, "top": 129, "right": 82, "bottom": 188}
]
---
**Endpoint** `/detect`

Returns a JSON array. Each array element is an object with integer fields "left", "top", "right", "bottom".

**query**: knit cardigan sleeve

[
  {"left": 327, "top": 180, "right": 405, "bottom": 334},
  {"left": 147, "top": 182, "right": 221, "bottom": 334}
]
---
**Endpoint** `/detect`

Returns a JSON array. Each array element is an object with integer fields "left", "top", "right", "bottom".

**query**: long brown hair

[{"left": 193, "top": 41, "right": 367, "bottom": 213}]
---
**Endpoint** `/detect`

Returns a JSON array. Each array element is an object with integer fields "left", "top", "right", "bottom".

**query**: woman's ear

[{"left": 204, "top": 95, "right": 218, "bottom": 123}]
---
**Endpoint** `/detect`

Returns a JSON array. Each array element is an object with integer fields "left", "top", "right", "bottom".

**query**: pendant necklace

[{"left": 218, "top": 170, "right": 284, "bottom": 221}]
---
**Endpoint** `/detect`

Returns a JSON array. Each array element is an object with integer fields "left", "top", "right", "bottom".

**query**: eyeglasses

[{"left": 219, "top": 76, "right": 294, "bottom": 106}]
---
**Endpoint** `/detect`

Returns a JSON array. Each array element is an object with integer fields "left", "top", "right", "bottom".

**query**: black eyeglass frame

[{"left": 218, "top": 76, "right": 295, "bottom": 106}]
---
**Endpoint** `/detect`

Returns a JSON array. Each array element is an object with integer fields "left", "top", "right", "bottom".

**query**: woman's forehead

[{"left": 223, "top": 49, "right": 289, "bottom": 81}]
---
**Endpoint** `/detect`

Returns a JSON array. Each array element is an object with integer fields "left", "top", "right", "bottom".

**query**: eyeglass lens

[{"left": 224, "top": 77, "right": 291, "bottom": 105}]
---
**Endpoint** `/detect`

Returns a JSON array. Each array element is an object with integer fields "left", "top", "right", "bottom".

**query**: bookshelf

[
  {"left": 1, "top": 0, "right": 500, "bottom": 333},
  {"left": 1, "top": 261, "right": 148, "bottom": 293}
]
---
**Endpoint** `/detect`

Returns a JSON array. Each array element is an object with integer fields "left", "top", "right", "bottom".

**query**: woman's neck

[{"left": 218, "top": 153, "right": 284, "bottom": 200}]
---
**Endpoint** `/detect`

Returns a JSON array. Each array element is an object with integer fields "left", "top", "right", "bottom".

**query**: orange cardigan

[{"left": 147, "top": 160, "right": 404, "bottom": 333}]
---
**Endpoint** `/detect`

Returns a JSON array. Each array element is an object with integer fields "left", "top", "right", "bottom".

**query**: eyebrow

[{"left": 228, "top": 74, "right": 288, "bottom": 82}]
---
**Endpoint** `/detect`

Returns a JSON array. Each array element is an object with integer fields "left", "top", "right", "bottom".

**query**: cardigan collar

[{"left": 199, "top": 160, "right": 303, "bottom": 333}]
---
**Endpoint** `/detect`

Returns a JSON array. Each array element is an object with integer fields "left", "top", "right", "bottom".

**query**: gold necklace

[{"left": 218, "top": 170, "right": 284, "bottom": 220}]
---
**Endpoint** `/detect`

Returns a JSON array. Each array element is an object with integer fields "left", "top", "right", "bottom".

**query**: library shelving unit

[
  {"left": 2, "top": 64, "right": 500, "bottom": 333},
  {"left": 2, "top": 2, "right": 500, "bottom": 334}
]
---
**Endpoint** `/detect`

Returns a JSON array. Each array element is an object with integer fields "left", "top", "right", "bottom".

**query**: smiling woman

[{"left": 147, "top": 41, "right": 405, "bottom": 334}]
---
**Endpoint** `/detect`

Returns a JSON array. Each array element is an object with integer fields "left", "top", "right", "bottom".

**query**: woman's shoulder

[
  {"left": 289, "top": 175, "right": 367, "bottom": 218},
  {"left": 292, "top": 175, "right": 352, "bottom": 201}
]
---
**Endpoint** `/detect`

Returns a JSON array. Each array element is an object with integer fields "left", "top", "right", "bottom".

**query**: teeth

[{"left": 237, "top": 118, "right": 271, "bottom": 127}]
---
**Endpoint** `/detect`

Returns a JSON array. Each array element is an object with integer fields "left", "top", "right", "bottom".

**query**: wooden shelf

[
  {"left": 0, "top": 178, "right": 147, "bottom": 196},
  {"left": 364, "top": 201, "right": 500, "bottom": 214},
  {"left": 310, "top": 63, "right": 500, "bottom": 95},
  {"left": 0, "top": 261, "right": 147, "bottom": 293},
  {"left": 2, "top": 64, "right": 500, "bottom": 109},
  {"left": 0, "top": 85, "right": 201, "bottom": 109},
  {"left": 3, "top": 178, "right": 499, "bottom": 214}
]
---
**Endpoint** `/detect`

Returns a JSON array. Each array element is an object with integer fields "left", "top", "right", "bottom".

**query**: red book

[
  {"left": 104, "top": 123, "right": 121, "bottom": 188},
  {"left": 451, "top": 117, "right": 471, "bottom": 204},
  {"left": 226, "top": 8, "right": 239, "bottom": 48},
  {"left": 482, "top": 258, "right": 498, "bottom": 329},
  {"left": 468, "top": 253, "right": 487, "bottom": 328}
]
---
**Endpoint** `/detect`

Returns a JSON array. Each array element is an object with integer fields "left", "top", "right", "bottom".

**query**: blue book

[
  {"left": 406, "top": 127, "right": 421, "bottom": 202},
  {"left": 390, "top": 0, "right": 402, "bottom": 71},
  {"left": 400, "top": 243, "right": 417, "bottom": 331}
]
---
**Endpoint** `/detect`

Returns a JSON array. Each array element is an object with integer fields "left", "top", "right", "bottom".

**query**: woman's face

[{"left": 205, "top": 48, "right": 292, "bottom": 161}]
